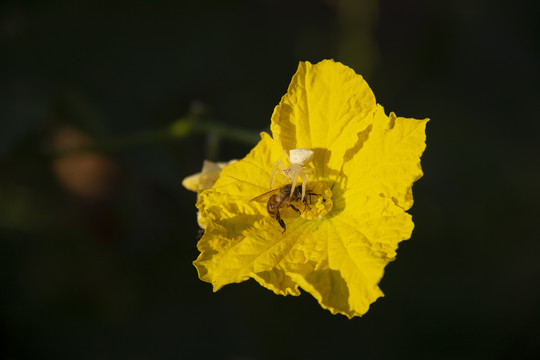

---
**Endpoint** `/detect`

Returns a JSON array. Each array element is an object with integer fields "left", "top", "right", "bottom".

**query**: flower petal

[
  {"left": 341, "top": 106, "right": 429, "bottom": 210},
  {"left": 270, "top": 60, "right": 377, "bottom": 180},
  {"left": 182, "top": 160, "right": 237, "bottom": 192}
]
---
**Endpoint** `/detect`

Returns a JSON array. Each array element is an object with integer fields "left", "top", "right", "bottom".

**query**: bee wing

[{"left": 250, "top": 188, "right": 279, "bottom": 202}]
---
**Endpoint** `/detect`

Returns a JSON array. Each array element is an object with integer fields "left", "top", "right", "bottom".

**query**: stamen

[{"left": 298, "top": 181, "right": 333, "bottom": 220}]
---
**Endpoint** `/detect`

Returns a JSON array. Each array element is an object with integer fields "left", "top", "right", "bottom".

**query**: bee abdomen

[{"left": 267, "top": 194, "right": 279, "bottom": 216}]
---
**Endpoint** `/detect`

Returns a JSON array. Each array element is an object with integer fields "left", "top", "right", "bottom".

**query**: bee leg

[
  {"left": 276, "top": 212, "right": 286, "bottom": 233},
  {"left": 304, "top": 192, "right": 313, "bottom": 205},
  {"left": 289, "top": 204, "right": 301, "bottom": 214},
  {"left": 279, "top": 219, "right": 286, "bottom": 233},
  {"left": 306, "top": 191, "right": 319, "bottom": 202}
]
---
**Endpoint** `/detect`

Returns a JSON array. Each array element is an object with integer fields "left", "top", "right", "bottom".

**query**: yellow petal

[
  {"left": 270, "top": 59, "right": 377, "bottom": 180},
  {"left": 182, "top": 160, "right": 237, "bottom": 192},
  {"left": 341, "top": 106, "right": 429, "bottom": 210}
]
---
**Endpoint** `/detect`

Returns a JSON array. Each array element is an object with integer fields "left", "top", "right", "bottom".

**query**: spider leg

[
  {"left": 284, "top": 150, "right": 291, "bottom": 164},
  {"left": 270, "top": 159, "right": 284, "bottom": 189},
  {"left": 304, "top": 168, "right": 313, "bottom": 183},
  {"left": 300, "top": 173, "right": 308, "bottom": 201},
  {"left": 289, "top": 173, "right": 298, "bottom": 199}
]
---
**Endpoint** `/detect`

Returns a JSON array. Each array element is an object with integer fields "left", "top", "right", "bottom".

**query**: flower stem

[{"left": 51, "top": 116, "right": 261, "bottom": 157}]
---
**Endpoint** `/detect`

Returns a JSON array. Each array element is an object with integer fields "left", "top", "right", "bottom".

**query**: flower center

[{"left": 297, "top": 181, "right": 333, "bottom": 220}]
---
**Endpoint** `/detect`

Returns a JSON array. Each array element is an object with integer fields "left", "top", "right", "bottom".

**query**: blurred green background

[{"left": 1, "top": 0, "right": 539, "bottom": 358}]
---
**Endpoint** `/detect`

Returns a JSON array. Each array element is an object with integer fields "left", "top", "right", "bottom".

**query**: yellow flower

[
  {"left": 182, "top": 160, "right": 237, "bottom": 192},
  {"left": 182, "top": 159, "right": 237, "bottom": 228},
  {"left": 193, "top": 60, "right": 428, "bottom": 318}
]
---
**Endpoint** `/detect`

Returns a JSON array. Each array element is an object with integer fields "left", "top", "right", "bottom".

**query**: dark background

[{"left": 1, "top": 0, "right": 539, "bottom": 358}]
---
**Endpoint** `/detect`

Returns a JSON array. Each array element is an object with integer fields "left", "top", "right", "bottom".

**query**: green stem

[
  {"left": 51, "top": 116, "right": 261, "bottom": 157},
  {"left": 189, "top": 121, "right": 261, "bottom": 145}
]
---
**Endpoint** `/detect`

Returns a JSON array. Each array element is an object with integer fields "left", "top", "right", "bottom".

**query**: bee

[{"left": 251, "top": 184, "right": 317, "bottom": 233}]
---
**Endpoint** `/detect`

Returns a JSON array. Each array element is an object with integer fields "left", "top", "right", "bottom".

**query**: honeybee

[{"left": 251, "top": 184, "right": 316, "bottom": 233}]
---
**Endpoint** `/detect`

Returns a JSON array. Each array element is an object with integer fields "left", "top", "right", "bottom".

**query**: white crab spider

[{"left": 270, "top": 148, "right": 314, "bottom": 201}]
